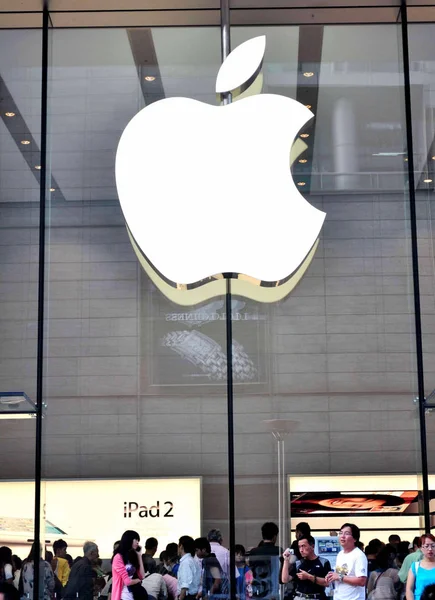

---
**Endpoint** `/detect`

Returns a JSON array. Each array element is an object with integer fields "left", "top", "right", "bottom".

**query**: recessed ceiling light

[
  {"left": 303, "top": 72, "right": 314, "bottom": 78},
  {"left": 35, "top": 165, "right": 41, "bottom": 170},
  {"left": 297, "top": 181, "right": 306, "bottom": 186},
  {"left": 300, "top": 133, "right": 310, "bottom": 139},
  {"left": 432, "top": 156, "right": 435, "bottom": 160},
  {"left": 50, "top": 187, "right": 55, "bottom": 192},
  {"left": 5, "top": 112, "right": 15, "bottom": 117},
  {"left": 21, "top": 140, "right": 30, "bottom": 145},
  {"left": 299, "top": 159, "right": 308, "bottom": 164},
  {"left": 305, "top": 104, "right": 312, "bottom": 110},
  {"left": 144, "top": 76, "right": 156, "bottom": 82},
  {"left": 424, "top": 178, "right": 433, "bottom": 183},
  {"left": 372, "top": 152, "right": 406, "bottom": 157}
]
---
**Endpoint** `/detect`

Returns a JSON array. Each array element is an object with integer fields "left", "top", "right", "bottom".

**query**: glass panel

[
  {"left": 408, "top": 21, "right": 435, "bottom": 533},
  {"left": 43, "top": 22, "right": 226, "bottom": 600},
  {"left": 0, "top": 26, "right": 41, "bottom": 568},
  {"left": 230, "top": 21, "right": 421, "bottom": 595}
]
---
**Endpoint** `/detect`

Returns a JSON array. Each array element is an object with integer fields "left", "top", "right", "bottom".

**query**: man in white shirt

[
  {"left": 207, "top": 529, "right": 231, "bottom": 577},
  {"left": 325, "top": 523, "right": 367, "bottom": 600},
  {"left": 177, "top": 536, "right": 201, "bottom": 600}
]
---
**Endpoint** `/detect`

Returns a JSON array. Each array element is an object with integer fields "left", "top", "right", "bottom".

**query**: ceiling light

[
  {"left": 50, "top": 187, "right": 55, "bottom": 192},
  {"left": 424, "top": 178, "right": 433, "bottom": 183},
  {"left": 404, "top": 158, "right": 408, "bottom": 162},
  {"left": 5, "top": 112, "right": 15, "bottom": 117},
  {"left": 300, "top": 133, "right": 310, "bottom": 139},
  {"left": 144, "top": 76, "right": 156, "bottom": 82},
  {"left": 21, "top": 140, "right": 30, "bottom": 145},
  {"left": 0, "top": 413, "right": 35, "bottom": 420},
  {"left": 305, "top": 104, "right": 312, "bottom": 110},
  {"left": 299, "top": 159, "right": 308, "bottom": 164},
  {"left": 303, "top": 72, "right": 314, "bottom": 78},
  {"left": 297, "top": 182, "right": 306, "bottom": 186},
  {"left": 372, "top": 152, "right": 406, "bottom": 157},
  {"left": 35, "top": 165, "right": 41, "bottom": 170},
  {"left": 432, "top": 156, "right": 435, "bottom": 160}
]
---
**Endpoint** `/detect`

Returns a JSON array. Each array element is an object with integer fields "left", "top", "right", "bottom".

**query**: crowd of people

[{"left": 1, "top": 522, "right": 435, "bottom": 600}]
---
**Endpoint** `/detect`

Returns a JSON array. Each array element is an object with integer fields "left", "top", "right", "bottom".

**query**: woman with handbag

[
  {"left": 111, "top": 531, "right": 146, "bottom": 600},
  {"left": 367, "top": 546, "right": 402, "bottom": 600},
  {"left": 406, "top": 534, "right": 435, "bottom": 600}
]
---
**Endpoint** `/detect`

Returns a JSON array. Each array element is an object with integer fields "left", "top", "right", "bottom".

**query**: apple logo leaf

[{"left": 216, "top": 35, "right": 266, "bottom": 96}]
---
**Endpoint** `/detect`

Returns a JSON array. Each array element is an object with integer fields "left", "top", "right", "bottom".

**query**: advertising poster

[
  {"left": 314, "top": 536, "right": 340, "bottom": 569},
  {"left": 0, "top": 478, "right": 201, "bottom": 558},
  {"left": 290, "top": 491, "right": 419, "bottom": 516},
  {"left": 140, "top": 277, "right": 270, "bottom": 393}
]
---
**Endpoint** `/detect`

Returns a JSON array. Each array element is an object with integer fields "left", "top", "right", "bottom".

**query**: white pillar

[{"left": 332, "top": 97, "right": 358, "bottom": 190}]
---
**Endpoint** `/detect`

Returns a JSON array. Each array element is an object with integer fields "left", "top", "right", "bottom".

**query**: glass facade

[{"left": 1, "top": 1, "right": 435, "bottom": 599}]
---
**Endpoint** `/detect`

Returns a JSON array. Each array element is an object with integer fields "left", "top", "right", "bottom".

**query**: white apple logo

[{"left": 116, "top": 36, "right": 326, "bottom": 302}]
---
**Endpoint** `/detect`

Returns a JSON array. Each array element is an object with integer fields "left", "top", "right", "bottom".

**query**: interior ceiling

[
  {"left": 1, "top": 21, "right": 435, "bottom": 203},
  {"left": 1, "top": 2, "right": 435, "bottom": 27},
  {"left": 1, "top": 0, "right": 434, "bottom": 10}
]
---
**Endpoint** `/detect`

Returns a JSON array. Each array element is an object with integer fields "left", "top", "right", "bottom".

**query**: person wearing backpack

[
  {"left": 249, "top": 523, "right": 282, "bottom": 600},
  {"left": 406, "top": 534, "right": 435, "bottom": 600},
  {"left": 282, "top": 534, "right": 331, "bottom": 600},
  {"left": 367, "top": 546, "right": 402, "bottom": 600},
  {"left": 194, "top": 537, "right": 229, "bottom": 598}
]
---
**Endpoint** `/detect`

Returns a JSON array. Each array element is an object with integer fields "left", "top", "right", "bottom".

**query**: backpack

[
  {"left": 203, "top": 555, "right": 229, "bottom": 597},
  {"left": 367, "top": 571, "right": 384, "bottom": 600},
  {"left": 250, "top": 554, "right": 280, "bottom": 599}
]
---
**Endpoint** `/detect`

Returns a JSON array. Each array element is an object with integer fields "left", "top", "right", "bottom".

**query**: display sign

[
  {"left": 291, "top": 491, "right": 419, "bottom": 516},
  {"left": 288, "top": 475, "right": 429, "bottom": 546},
  {"left": 0, "top": 478, "right": 201, "bottom": 558},
  {"left": 314, "top": 536, "right": 340, "bottom": 570}
]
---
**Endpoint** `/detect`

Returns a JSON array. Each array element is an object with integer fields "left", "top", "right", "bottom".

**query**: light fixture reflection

[
  {"left": 300, "top": 133, "right": 310, "bottom": 139},
  {"left": 303, "top": 72, "right": 314, "bottom": 78},
  {"left": 297, "top": 182, "right": 306, "bottom": 187},
  {"left": 50, "top": 188, "right": 55, "bottom": 192},
  {"left": 305, "top": 104, "right": 312, "bottom": 109},
  {"left": 21, "top": 140, "right": 31, "bottom": 145},
  {"left": 5, "top": 112, "right": 15, "bottom": 117},
  {"left": 35, "top": 165, "right": 41, "bottom": 170},
  {"left": 144, "top": 76, "right": 156, "bottom": 82},
  {"left": 424, "top": 178, "right": 433, "bottom": 183},
  {"left": 299, "top": 159, "right": 308, "bottom": 164}
]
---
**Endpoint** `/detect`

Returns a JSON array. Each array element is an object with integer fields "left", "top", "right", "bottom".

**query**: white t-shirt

[
  {"left": 121, "top": 563, "right": 134, "bottom": 600},
  {"left": 334, "top": 547, "right": 368, "bottom": 600}
]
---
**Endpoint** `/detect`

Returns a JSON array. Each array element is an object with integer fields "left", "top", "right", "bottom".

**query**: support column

[{"left": 332, "top": 97, "right": 358, "bottom": 190}]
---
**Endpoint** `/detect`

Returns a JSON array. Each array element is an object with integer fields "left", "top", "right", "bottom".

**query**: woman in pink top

[{"left": 112, "top": 530, "right": 145, "bottom": 600}]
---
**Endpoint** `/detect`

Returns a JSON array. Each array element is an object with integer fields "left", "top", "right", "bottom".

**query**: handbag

[
  {"left": 367, "top": 571, "right": 384, "bottom": 600},
  {"left": 128, "top": 582, "right": 148, "bottom": 600}
]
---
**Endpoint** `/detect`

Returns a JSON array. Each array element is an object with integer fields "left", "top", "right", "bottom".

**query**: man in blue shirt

[{"left": 177, "top": 536, "right": 201, "bottom": 600}]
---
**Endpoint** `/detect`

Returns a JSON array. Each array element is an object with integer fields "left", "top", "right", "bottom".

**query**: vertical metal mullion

[
  {"left": 400, "top": 0, "right": 430, "bottom": 532},
  {"left": 225, "top": 278, "right": 236, "bottom": 600},
  {"left": 220, "top": 1, "right": 236, "bottom": 597},
  {"left": 34, "top": 2, "right": 49, "bottom": 596}
]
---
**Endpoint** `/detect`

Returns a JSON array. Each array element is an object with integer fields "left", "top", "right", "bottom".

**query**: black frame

[{"left": 6, "top": 1, "right": 430, "bottom": 597}]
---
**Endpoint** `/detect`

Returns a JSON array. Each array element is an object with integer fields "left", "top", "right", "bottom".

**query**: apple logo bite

[{"left": 115, "top": 36, "right": 326, "bottom": 305}]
